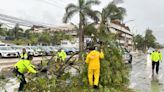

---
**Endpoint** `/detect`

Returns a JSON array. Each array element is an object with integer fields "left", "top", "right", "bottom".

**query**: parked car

[
  {"left": 25, "top": 46, "right": 35, "bottom": 56},
  {"left": 35, "top": 46, "right": 46, "bottom": 56},
  {"left": 122, "top": 48, "right": 132, "bottom": 64},
  {"left": 40, "top": 46, "right": 53, "bottom": 56},
  {"left": 11, "top": 46, "right": 35, "bottom": 56},
  {"left": 62, "top": 47, "right": 77, "bottom": 55},
  {"left": 0, "top": 46, "right": 18, "bottom": 58},
  {"left": 27, "top": 46, "right": 39, "bottom": 56},
  {"left": 10, "top": 46, "right": 22, "bottom": 55}
]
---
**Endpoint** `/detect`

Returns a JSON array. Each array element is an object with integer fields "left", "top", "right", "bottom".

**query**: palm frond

[
  {"left": 83, "top": 7, "right": 99, "bottom": 23},
  {"left": 86, "top": 0, "right": 100, "bottom": 7},
  {"left": 65, "top": 4, "right": 78, "bottom": 13},
  {"left": 102, "top": 2, "right": 126, "bottom": 21},
  {"left": 63, "top": 9, "right": 78, "bottom": 23},
  {"left": 118, "top": 7, "right": 126, "bottom": 16}
]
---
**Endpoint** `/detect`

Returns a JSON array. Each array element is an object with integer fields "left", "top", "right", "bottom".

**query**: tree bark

[{"left": 79, "top": 12, "right": 84, "bottom": 59}]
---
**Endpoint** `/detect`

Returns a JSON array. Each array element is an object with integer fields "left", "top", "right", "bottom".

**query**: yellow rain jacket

[
  {"left": 85, "top": 50, "right": 104, "bottom": 86},
  {"left": 151, "top": 51, "right": 160, "bottom": 62},
  {"left": 85, "top": 50, "right": 104, "bottom": 69},
  {"left": 57, "top": 50, "right": 67, "bottom": 61},
  {"left": 14, "top": 60, "right": 37, "bottom": 74}
]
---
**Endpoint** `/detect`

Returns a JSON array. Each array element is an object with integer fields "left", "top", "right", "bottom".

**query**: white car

[
  {"left": 11, "top": 46, "right": 35, "bottom": 56},
  {"left": 30, "top": 46, "right": 40, "bottom": 56},
  {"left": 0, "top": 46, "right": 18, "bottom": 58},
  {"left": 24, "top": 46, "right": 35, "bottom": 56}
]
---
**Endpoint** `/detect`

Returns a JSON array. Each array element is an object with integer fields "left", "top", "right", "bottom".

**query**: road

[{"left": 129, "top": 50, "right": 164, "bottom": 92}]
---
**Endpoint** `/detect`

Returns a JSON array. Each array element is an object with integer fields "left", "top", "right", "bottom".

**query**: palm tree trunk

[
  {"left": 79, "top": 12, "right": 84, "bottom": 52},
  {"left": 78, "top": 12, "right": 85, "bottom": 60}
]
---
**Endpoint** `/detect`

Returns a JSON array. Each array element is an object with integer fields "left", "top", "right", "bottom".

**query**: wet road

[
  {"left": 129, "top": 50, "right": 164, "bottom": 92},
  {"left": 1, "top": 51, "right": 164, "bottom": 92}
]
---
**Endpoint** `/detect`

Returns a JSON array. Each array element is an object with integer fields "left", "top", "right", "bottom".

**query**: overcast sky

[{"left": 0, "top": 0, "right": 164, "bottom": 44}]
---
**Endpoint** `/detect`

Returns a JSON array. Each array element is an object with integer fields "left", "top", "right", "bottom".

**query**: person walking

[
  {"left": 85, "top": 47, "right": 104, "bottom": 89},
  {"left": 14, "top": 55, "right": 37, "bottom": 91},
  {"left": 151, "top": 49, "right": 162, "bottom": 76}
]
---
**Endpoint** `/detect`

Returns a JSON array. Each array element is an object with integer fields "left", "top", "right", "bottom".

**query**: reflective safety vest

[
  {"left": 159, "top": 52, "right": 163, "bottom": 61},
  {"left": 14, "top": 60, "right": 37, "bottom": 74},
  {"left": 151, "top": 51, "right": 160, "bottom": 62},
  {"left": 20, "top": 53, "right": 28, "bottom": 60},
  {"left": 85, "top": 50, "right": 104, "bottom": 69},
  {"left": 57, "top": 50, "right": 67, "bottom": 61}
]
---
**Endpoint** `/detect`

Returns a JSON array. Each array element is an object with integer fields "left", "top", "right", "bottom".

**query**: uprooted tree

[
  {"left": 22, "top": 1, "right": 133, "bottom": 92},
  {"left": 22, "top": 21, "right": 133, "bottom": 92}
]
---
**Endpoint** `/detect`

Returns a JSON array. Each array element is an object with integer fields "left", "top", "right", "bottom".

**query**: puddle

[{"left": 151, "top": 79, "right": 160, "bottom": 92}]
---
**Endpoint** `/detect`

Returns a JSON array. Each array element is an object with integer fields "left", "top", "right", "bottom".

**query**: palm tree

[
  {"left": 0, "top": 24, "right": 6, "bottom": 36},
  {"left": 100, "top": 2, "right": 126, "bottom": 25},
  {"left": 63, "top": 0, "right": 100, "bottom": 51},
  {"left": 95, "top": 1, "right": 126, "bottom": 41},
  {"left": 12, "top": 24, "right": 23, "bottom": 39}
]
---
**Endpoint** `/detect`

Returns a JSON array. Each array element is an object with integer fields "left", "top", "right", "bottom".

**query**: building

[
  {"left": 31, "top": 24, "right": 77, "bottom": 35},
  {"left": 31, "top": 22, "right": 133, "bottom": 50},
  {"left": 109, "top": 20, "right": 133, "bottom": 50}
]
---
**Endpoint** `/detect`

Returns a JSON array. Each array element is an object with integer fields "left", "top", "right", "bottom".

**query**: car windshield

[
  {"left": 0, "top": 47, "right": 12, "bottom": 50},
  {"left": 25, "top": 47, "right": 31, "bottom": 50}
]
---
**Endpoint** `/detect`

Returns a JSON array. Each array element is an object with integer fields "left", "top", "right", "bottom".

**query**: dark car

[{"left": 122, "top": 48, "right": 132, "bottom": 64}]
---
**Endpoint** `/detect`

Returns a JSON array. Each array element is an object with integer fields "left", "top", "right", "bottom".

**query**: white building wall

[{"left": 109, "top": 22, "right": 133, "bottom": 50}]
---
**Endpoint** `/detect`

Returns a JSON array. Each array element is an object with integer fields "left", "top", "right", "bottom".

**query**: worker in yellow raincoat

[
  {"left": 14, "top": 55, "right": 37, "bottom": 91},
  {"left": 85, "top": 47, "right": 104, "bottom": 89},
  {"left": 151, "top": 49, "right": 162, "bottom": 76},
  {"left": 20, "top": 48, "right": 28, "bottom": 60}
]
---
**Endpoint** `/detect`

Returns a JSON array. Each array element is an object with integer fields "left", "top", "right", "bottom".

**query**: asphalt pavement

[{"left": 129, "top": 50, "right": 164, "bottom": 92}]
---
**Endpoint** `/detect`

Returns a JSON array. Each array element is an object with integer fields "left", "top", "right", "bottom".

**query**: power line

[
  {"left": 0, "top": 0, "right": 73, "bottom": 27},
  {"left": 34, "top": 0, "right": 64, "bottom": 9},
  {"left": 0, "top": 13, "right": 53, "bottom": 27}
]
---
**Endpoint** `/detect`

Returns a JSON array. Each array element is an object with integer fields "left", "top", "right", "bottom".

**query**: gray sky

[{"left": 0, "top": 0, "right": 164, "bottom": 44}]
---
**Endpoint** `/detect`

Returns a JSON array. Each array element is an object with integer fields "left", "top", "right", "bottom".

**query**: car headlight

[{"left": 2, "top": 52, "right": 8, "bottom": 56}]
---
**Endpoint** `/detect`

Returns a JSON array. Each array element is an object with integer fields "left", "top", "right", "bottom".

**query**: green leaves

[
  {"left": 24, "top": 76, "right": 57, "bottom": 92},
  {"left": 144, "top": 29, "right": 156, "bottom": 48},
  {"left": 134, "top": 28, "right": 160, "bottom": 51},
  {"left": 100, "top": 2, "right": 126, "bottom": 24}
]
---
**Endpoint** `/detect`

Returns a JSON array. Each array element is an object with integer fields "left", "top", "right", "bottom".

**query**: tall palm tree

[
  {"left": 12, "top": 24, "right": 23, "bottom": 39},
  {"left": 100, "top": 2, "right": 126, "bottom": 25},
  {"left": 63, "top": 0, "right": 100, "bottom": 51},
  {"left": 95, "top": 1, "right": 126, "bottom": 40}
]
